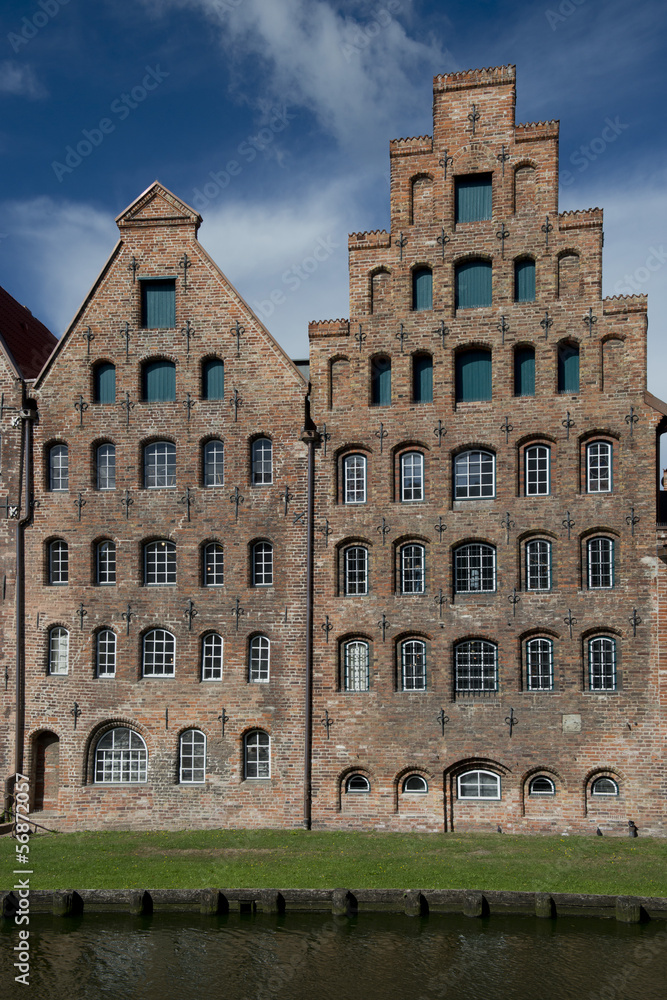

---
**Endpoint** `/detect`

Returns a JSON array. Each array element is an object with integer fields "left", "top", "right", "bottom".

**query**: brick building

[{"left": 2, "top": 65, "right": 667, "bottom": 835}]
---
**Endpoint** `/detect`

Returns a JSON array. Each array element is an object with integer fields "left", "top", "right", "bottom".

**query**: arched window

[
  {"left": 558, "top": 342, "right": 579, "bottom": 393},
  {"left": 142, "top": 629, "right": 175, "bottom": 677},
  {"left": 454, "top": 450, "right": 495, "bottom": 498},
  {"left": 526, "top": 637, "right": 553, "bottom": 691},
  {"left": 457, "top": 770, "right": 500, "bottom": 799},
  {"left": 370, "top": 269, "right": 390, "bottom": 314},
  {"left": 514, "top": 346, "right": 535, "bottom": 396},
  {"left": 525, "top": 539, "right": 551, "bottom": 591},
  {"left": 588, "top": 637, "right": 616, "bottom": 690},
  {"left": 343, "top": 454, "right": 367, "bottom": 504},
  {"left": 525, "top": 444, "right": 550, "bottom": 496},
  {"left": 412, "top": 353, "right": 433, "bottom": 403},
  {"left": 96, "top": 629, "right": 116, "bottom": 677},
  {"left": 93, "top": 362, "right": 116, "bottom": 403},
  {"left": 346, "top": 774, "right": 370, "bottom": 793},
  {"left": 95, "top": 728, "right": 147, "bottom": 783},
  {"left": 203, "top": 542, "right": 224, "bottom": 586},
  {"left": 48, "top": 626, "right": 69, "bottom": 675},
  {"left": 96, "top": 443, "right": 116, "bottom": 490},
  {"left": 412, "top": 267, "right": 433, "bottom": 311},
  {"left": 141, "top": 278, "right": 175, "bottom": 328},
  {"left": 514, "top": 259, "right": 535, "bottom": 302},
  {"left": 48, "top": 444, "right": 68, "bottom": 491},
  {"left": 252, "top": 438, "right": 273, "bottom": 484},
  {"left": 144, "top": 540, "right": 176, "bottom": 585},
  {"left": 371, "top": 356, "right": 391, "bottom": 405},
  {"left": 403, "top": 774, "right": 428, "bottom": 793},
  {"left": 529, "top": 776, "right": 555, "bottom": 796},
  {"left": 180, "top": 730, "right": 206, "bottom": 783},
  {"left": 96, "top": 540, "right": 116, "bottom": 586},
  {"left": 144, "top": 441, "right": 176, "bottom": 488},
  {"left": 48, "top": 540, "right": 68, "bottom": 585},
  {"left": 455, "top": 349, "right": 492, "bottom": 401},
  {"left": 455, "top": 174, "right": 492, "bottom": 222},
  {"left": 455, "top": 640, "right": 498, "bottom": 692},
  {"left": 252, "top": 541, "right": 273, "bottom": 586},
  {"left": 586, "top": 441, "right": 612, "bottom": 493},
  {"left": 591, "top": 776, "right": 619, "bottom": 796},
  {"left": 401, "top": 639, "right": 426, "bottom": 691},
  {"left": 344, "top": 546, "right": 368, "bottom": 596},
  {"left": 203, "top": 439, "right": 224, "bottom": 487},
  {"left": 400, "top": 544, "right": 425, "bottom": 594},
  {"left": 455, "top": 544, "right": 496, "bottom": 593},
  {"left": 455, "top": 261, "right": 492, "bottom": 310},
  {"left": 201, "top": 632, "right": 223, "bottom": 681},
  {"left": 202, "top": 359, "right": 224, "bottom": 400},
  {"left": 142, "top": 359, "right": 176, "bottom": 401},
  {"left": 249, "top": 635, "right": 270, "bottom": 683},
  {"left": 343, "top": 640, "right": 369, "bottom": 692},
  {"left": 245, "top": 730, "right": 270, "bottom": 778},
  {"left": 587, "top": 537, "right": 614, "bottom": 589},
  {"left": 400, "top": 451, "right": 424, "bottom": 502}
]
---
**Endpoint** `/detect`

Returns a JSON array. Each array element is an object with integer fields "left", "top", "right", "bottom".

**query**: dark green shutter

[
  {"left": 455, "top": 174, "right": 492, "bottom": 222},
  {"left": 94, "top": 362, "right": 116, "bottom": 403},
  {"left": 412, "top": 268, "right": 433, "bottom": 310},
  {"left": 143, "top": 360, "right": 176, "bottom": 401},
  {"left": 413, "top": 354, "right": 433, "bottom": 402},
  {"left": 558, "top": 344, "right": 579, "bottom": 393},
  {"left": 142, "top": 280, "right": 175, "bottom": 328},
  {"left": 203, "top": 359, "right": 224, "bottom": 399},
  {"left": 514, "top": 347, "right": 535, "bottom": 396},
  {"left": 371, "top": 357, "right": 391, "bottom": 405},
  {"left": 455, "top": 260, "right": 492, "bottom": 309},
  {"left": 456, "top": 349, "right": 492, "bottom": 402},
  {"left": 515, "top": 259, "right": 536, "bottom": 302}
]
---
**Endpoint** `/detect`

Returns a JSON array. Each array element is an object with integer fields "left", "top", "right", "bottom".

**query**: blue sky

[{"left": 1, "top": 0, "right": 666, "bottom": 388}]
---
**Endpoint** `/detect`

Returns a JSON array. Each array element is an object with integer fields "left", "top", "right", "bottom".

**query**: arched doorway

[{"left": 33, "top": 732, "right": 59, "bottom": 811}]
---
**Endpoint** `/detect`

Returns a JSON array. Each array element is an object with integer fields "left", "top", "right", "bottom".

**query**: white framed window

[
  {"left": 589, "top": 636, "right": 616, "bottom": 690},
  {"left": 97, "top": 443, "right": 116, "bottom": 490},
  {"left": 49, "top": 444, "right": 69, "bottom": 491},
  {"left": 48, "top": 539, "right": 68, "bottom": 585},
  {"left": 525, "top": 539, "right": 551, "bottom": 591},
  {"left": 144, "top": 540, "right": 176, "bottom": 585},
  {"left": 142, "top": 628, "right": 175, "bottom": 677},
  {"left": 401, "top": 639, "right": 426, "bottom": 691},
  {"left": 201, "top": 632, "right": 223, "bottom": 681},
  {"left": 525, "top": 444, "right": 550, "bottom": 496},
  {"left": 252, "top": 541, "right": 273, "bottom": 586},
  {"left": 401, "top": 451, "right": 424, "bottom": 502},
  {"left": 95, "top": 728, "right": 147, "bottom": 783},
  {"left": 203, "top": 439, "right": 224, "bottom": 487},
  {"left": 457, "top": 769, "right": 500, "bottom": 799},
  {"left": 96, "top": 629, "right": 116, "bottom": 677},
  {"left": 591, "top": 776, "right": 619, "bottom": 796},
  {"left": 343, "top": 640, "right": 369, "bottom": 691},
  {"left": 454, "top": 450, "right": 495, "bottom": 499},
  {"left": 455, "top": 640, "right": 498, "bottom": 692},
  {"left": 179, "top": 730, "right": 206, "bottom": 783},
  {"left": 455, "top": 543, "right": 496, "bottom": 593},
  {"left": 401, "top": 544, "right": 425, "bottom": 594},
  {"left": 252, "top": 438, "right": 273, "bottom": 485},
  {"left": 144, "top": 441, "right": 176, "bottom": 488},
  {"left": 96, "top": 540, "right": 116, "bottom": 585},
  {"left": 203, "top": 542, "right": 224, "bottom": 586},
  {"left": 529, "top": 776, "right": 555, "bottom": 796},
  {"left": 587, "top": 441, "right": 612, "bottom": 493},
  {"left": 48, "top": 626, "right": 69, "bottom": 675},
  {"left": 245, "top": 730, "right": 270, "bottom": 778},
  {"left": 344, "top": 545, "right": 368, "bottom": 595},
  {"left": 526, "top": 638, "right": 553, "bottom": 691},
  {"left": 403, "top": 774, "right": 428, "bottom": 793},
  {"left": 343, "top": 454, "right": 367, "bottom": 504},
  {"left": 346, "top": 774, "right": 370, "bottom": 793},
  {"left": 249, "top": 634, "right": 270, "bottom": 683},
  {"left": 588, "top": 537, "right": 614, "bottom": 589}
]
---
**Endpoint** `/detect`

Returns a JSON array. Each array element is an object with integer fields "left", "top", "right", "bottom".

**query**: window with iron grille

[
  {"left": 525, "top": 539, "right": 551, "bottom": 591},
  {"left": 249, "top": 635, "right": 270, "bottom": 683},
  {"left": 525, "top": 444, "right": 550, "bottom": 496},
  {"left": 48, "top": 626, "right": 69, "bottom": 675},
  {"left": 201, "top": 632, "right": 223, "bottom": 680},
  {"left": 203, "top": 542, "right": 224, "bottom": 586},
  {"left": 401, "top": 639, "right": 426, "bottom": 691},
  {"left": 252, "top": 541, "right": 273, "bottom": 586},
  {"left": 252, "top": 438, "right": 273, "bottom": 484},
  {"left": 203, "top": 439, "right": 224, "bottom": 486},
  {"left": 142, "top": 629, "right": 175, "bottom": 676},
  {"left": 591, "top": 776, "right": 618, "bottom": 795},
  {"left": 97, "top": 443, "right": 116, "bottom": 490},
  {"left": 95, "top": 728, "right": 147, "bottom": 783},
  {"left": 96, "top": 629, "right": 116, "bottom": 677},
  {"left": 180, "top": 730, "right": 206, "bottom": 783},
  {"left": 343, "top": 454, "right": 366, "bottom": 503},
  {"left": 49, "top": 444, "right": 68, "bottom": 491},
  {"left": 588, "top": 537, "right": 614, "bottom": 589},
  {"left": 455, "top": 640, "right": 498, "bottom": 691},
  {"left": 144, "top": 441, "right": 176, "bottom": 488},
  {"left": 144, "top": 540, "right": 176, "bottom": 585},
  {"left": 454, "top": 450, "right": 495, "bottom": 498},
  {"left": 455, "top": 544, "right": 495, "bottom": 593},
  {"left": 588, "top": 637, "right": 616, "bottom": 690},
  {"left": 344, "top": 545, "right": 368, "bottom": 595},
  {"left": 526, "top": 638, "right": 553, "bottom": 691},
  {"left": 245, "top": 730, "right": 270, "bottom": 778},
  {"left": 586, "top": 441, "right": 612, "bottom": 493},
  {"left": 401, "top": 452, "right": 424, "bottom": 502},
  {"left": 343, "top": 640, "right": 369, "bottom": 691},
  {"left": 401, "top": 544, "right": 425, "bottom": 594},
  {"left": 48, "top": 539, "right": 68, "bottom": 585},
  {"left": 96, "top": 540, "right": 116, "bottom": 585}
]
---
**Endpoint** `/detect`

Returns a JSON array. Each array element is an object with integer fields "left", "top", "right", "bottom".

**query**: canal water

[{"left": 2, "top": 911, "right": 666, "bottom": 1000}]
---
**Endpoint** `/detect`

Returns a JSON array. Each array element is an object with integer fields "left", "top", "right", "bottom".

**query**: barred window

[
  {"left": 97, "top": 443, "right": 116, "bottom": 490},
  {"left": 401, "top": 451, "right": 424, "bottom": 502},
  {"left": 588, "top": 636, "right": 616, "bottom": 691},
  {"left": 95, "top": 728, "right": 147, "bottom": 783},
  {"left": 588, "top": 537, "right": 614, "bottom": 589},
  {"left": 458, "top": 769, "right": 500, "bottom": 799},
  {"left": 203, "top": 542, "right": 224, "bottom": 586},
  {"left": 455, "top": 640, "right": 498, "bottom": 692},
  {"left": 48, "top": 626, "right": 69, "bottom": 675},
  {"left": 96, "top": 629, "right": 116, "bottom": 677},
  {"left": 249, "top": 635, "right": 270, "bottom": 683},
  {"left": 179, "top": 730, "right": 206, "bottom": 783},
  {"left": 252, "top": 542, "right": 273, "bottom": 586},
  {"left": 401, "top": 544, "right": 425, "bottom": 594},
  {"left": 201, "top": 632, "right": 223, "bottom": 681},
  {"left": 203, "top": 439, "right": 224, "bottom": 487},
  {"left": 591, "top": 776, "right": 619, "bottom": 796},
  {"left": 525, "top": 445, "right": 550, "bottom": 496},
  {"left": 96, "top": 540, "right": 116, "bottom": 586},
  {"left": 343, "top": 454, "right": 366, "bottom": 504},
  {"left": 245, "top": 730, "right": 270, "bottom": 779},
  {"left": 48, "top": 539, "right": 68, "bottom": 585},
  {"left": 252, "top": 438, "right": 272, "bottom": 485},
  {"left": 344, "top": 546, "right": 368, "bottom": 595},
  {"left": 144, "top": 441, "right": 176, "bottom": 488},
  {"left": 144, "top": 540, "right": 176, "bottom": 585},
  {"left": 525, "top": 539, "right": 551, "bottom": 591},
  {"left": 343, "top": 640, "right": 369, "bottom": 692},
  {"left": 454, "top": 450, "right": 495, "bottom": 499},
  {"left": 526, "top": 638, "right": 553, "bottom": 691},
  {"left": 142, "top": 628, "right": 175, "bottom": 676},
  {"left": 587, "top": 441, "right": 612, "bottom": 493},
  {"left": 401, "top": 639, "right": 426, "bottom": 691},
  {"left": 49, "top": 444, "right": 68, "bottom": 491},
  {"left": 455, "top": 543, "right": 495, "bottom": 593}
]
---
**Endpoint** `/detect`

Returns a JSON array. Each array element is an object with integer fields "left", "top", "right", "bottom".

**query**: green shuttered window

[
  {"left": 371, "top": 356, "right": 391, "bottom": 405},
  {"left": 456, "top": 349, "right": 492, "bottom": 403},
  {"left": 514, "top": 347, "right": 535, "bottom": 396},
  {"left": 413, "top": 354, "right": 433, "bottom": 403},
  {"left": 455, "top": 260, "right": 492, "bottom": 309},
  {"left": 514, "top": 259, "right": 536, "bottom": 302},
  {"left": 203, "top": 359, "right": 224, "bottom": 399},
  {"left": 94, "top": 362, "right": 116, "bottom": 403},
  {"left": 558, "top": 343, "right": 579, "bottom": 393},
  {"left": 143, "top": 360, "right": 176, "bottom": 401},
  {"left": 141, "top": 279, "right": 176, "bottom": 329},
  {"left": 412, "top": 267, "right": 433, "bottom": 311},
  {"left": 455, "top": 174, "right": 492, "bottom": 223}
]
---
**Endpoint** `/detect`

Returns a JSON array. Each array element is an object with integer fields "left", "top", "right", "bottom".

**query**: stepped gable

[
  {"left": 603, "top": 294, "right": 648, "bottom": 314},
  {"left": 0, "top": 284, "right": 57, "bottom": 379},
  {"left": 434, "top": 64, "right": 516, "bottom": 91},
  {"left": 308, "top": 319, "right": 350, "bottom": 339}
]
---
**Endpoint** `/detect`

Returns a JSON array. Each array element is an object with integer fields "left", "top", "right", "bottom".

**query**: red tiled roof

[{"left": 0, "top": 284, "right": 57, "bottom": 379}]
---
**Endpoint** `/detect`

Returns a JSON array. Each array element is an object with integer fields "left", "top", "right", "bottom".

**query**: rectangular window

[
  {"left": 344, "top": 547, "right": 368, "bottom": 596},
  {"left": 514, "top": 348, "right": 535, "bottom": 396},
  {"left": 402, "top": 641, "right": 426, "bottom": 691},
  {"left": 97, "top": 542, "right": 116, "bottom": 585},
  {"left": 526, "top": 639, "right": 553, "bottom": 691},
  {"left": 587, "top": 442, "right": 612, "bottom": 493},
  {"left": 525, "top": 540, "right": 551, "bottom": 591},
  {"left": 525, "top": 445, "right": 549, "bottom": 496},
  {"left": 588, "top": 538, "right": 614, "bottom": 589},
  {"left": 401, "top": 545, "right": 425, "bottom": 594},
  {"left": 589, "top": 638, "right": 616, "bottom": 690},
  {"left": 141, "top": 279, "right": 175, "bottom": 328},
  {"left": 344, "top": 642, "right": 369, "bottom": 692},
  {"left": 455, "top": 642, "right": 497, "bottom": 692},
  {"left": 401, "top": 452, "right": 424, "bottom": 501},
  {"left": 455, "top": 173, "right": 492, "bottom": 223},
  {"left": 343, "top": 455, "right": 366, "bottom": 503},
  {"left": 455, "top": 349, "right": 492, "bottom": 401},
  {"left": 249, "top": 638, "right": 270, "bottom": 683}
]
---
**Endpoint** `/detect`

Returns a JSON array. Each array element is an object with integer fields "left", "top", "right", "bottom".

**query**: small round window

[
  {"left": 346, "top": 774, "right": 370, "bottom": 793},
  {"left": 591, "top": 777, "right": 619, "bottom": 796},
  {"left": 403, "top": 774, "right": 428, "bottom": 794},
  {"left": 529, "top": 776, "right": 555, "bottom": 796}
]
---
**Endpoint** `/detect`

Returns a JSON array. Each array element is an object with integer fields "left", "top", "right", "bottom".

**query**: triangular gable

[{"left": 116, "top": 181, "right": 202, "bottom": 232}]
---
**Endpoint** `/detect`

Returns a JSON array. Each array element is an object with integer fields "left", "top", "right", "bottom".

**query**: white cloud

[{"left": 0, "top": 61, "right": 46, "bottom": 99}]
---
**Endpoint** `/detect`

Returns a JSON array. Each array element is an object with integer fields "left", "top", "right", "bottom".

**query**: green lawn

[{"left": 2, "top": 829, "right": 666, "bottom": 896}]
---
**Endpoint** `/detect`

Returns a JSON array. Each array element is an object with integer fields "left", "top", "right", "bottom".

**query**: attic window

[{"left": 141, "top": 279, "right": 175, "bottom": 329}]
